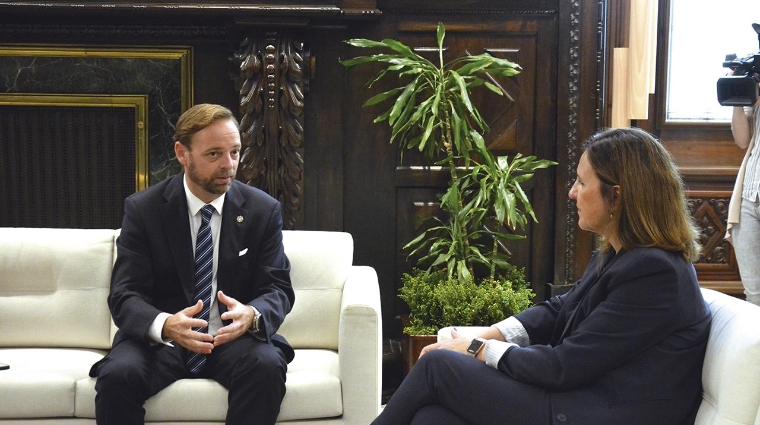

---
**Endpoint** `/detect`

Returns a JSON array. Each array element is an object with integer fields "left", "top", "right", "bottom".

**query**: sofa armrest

[
  {"left": 695, "top": 288, "right": 760, "bottom": 425},
  {"left": 339, "top": 265, "right": 382, "bottom": 425}
]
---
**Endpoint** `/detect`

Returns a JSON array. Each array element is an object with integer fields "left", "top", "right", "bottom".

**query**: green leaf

[
  {"left": 513, "top": 182, "right": 538, "bottom": 223},
  {"left": 363, "top": 87, "right": 405, "bottom": 107},
  {"left": 344, "top": 38, "right": 390, "bottom": 49},
  {"left": 365, "top": 68, "right": 390, "bottom": 89},
  {"left": 491, "top": 232, "right": 526, "bottom": 241},
  {"left": 436, "top": 22, "right": 446, "bottom": 67},
  {"left": 382, "top": 39, "right": 424, "bottom": 60},
  {"left": 339, "top": 56, "right": 382, "bottom": 69},
  {"left": 456, "top": 59, "right": 493, "bottom": 77},
  {"left": 456, "top": 260, "right": 472, "bottom": 283},
  {"left": 403, "top": 229, "right": 430, "bottom": 250},
  {"left": 391, "top": 92, "right": 422, "bottom": 141},
  {"left": 448, "top": 101, "right": 463, "bottom": 156},
  {"left": 388, "top": 80, "right": 418, "bottom": 126},
  {"left": 484, "top": 81, "right": 504, "bottom": 96},
  {"left": 419, "top": 115, "right": 436, "bottom": 151},
  {"left": 431, "top": 85, "right": 442, "bottom": 119},
  {"left": 470, "top": 130, "right": 492, "bottom": 165},
  {"left": 512, "top": 173, "right": 534, "bottom": 184},
  {"left": 451, "top": 71, "right": 473, "bottom": 114}
]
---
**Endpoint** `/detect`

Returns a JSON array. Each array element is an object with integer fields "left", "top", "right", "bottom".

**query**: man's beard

[{"left": 186, "top": 160, "right": 235, "bottom": 196}]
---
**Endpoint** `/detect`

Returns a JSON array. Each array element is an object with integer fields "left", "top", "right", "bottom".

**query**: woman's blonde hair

[
  {"left": 583, "top": 127, "right": 701, "bottom": 262},
  {"left": 173, "top": 103, "right": 239, "bottom": 148}
]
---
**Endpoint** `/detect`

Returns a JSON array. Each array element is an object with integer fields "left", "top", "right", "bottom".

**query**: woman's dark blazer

[{"left": 508, "top": 248, "right": 711, "bottom": 425}]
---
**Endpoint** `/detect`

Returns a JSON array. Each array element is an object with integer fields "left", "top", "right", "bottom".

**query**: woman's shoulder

[
  {"left": 613, "top": 247, "right": 691, "bottom": 274},
  {"left": 621, "top": 247, "right": 682, "bottom": 259}
]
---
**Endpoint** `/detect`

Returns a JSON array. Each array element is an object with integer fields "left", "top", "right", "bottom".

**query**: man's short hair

[{"left": 173, "top": 104, "right": 239, "bottom": 148}]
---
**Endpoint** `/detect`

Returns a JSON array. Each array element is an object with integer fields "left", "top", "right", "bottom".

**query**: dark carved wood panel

[
  {"left": 687, "top": 190, "right": 742, "bottom": 295},
  {"left": 232, "top": 29, "right": 310, "bottom": 229}
]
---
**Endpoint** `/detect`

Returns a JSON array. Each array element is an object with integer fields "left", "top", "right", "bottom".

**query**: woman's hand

[{"left": 418, "top": 328, "right": 473, "bottom": 358}]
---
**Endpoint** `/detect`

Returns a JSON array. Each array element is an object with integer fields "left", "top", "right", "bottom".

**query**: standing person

[
  {"left": 728, "top": 98, "right": 760, "bottom": 306},
  {"left": 372, "top": 127, "right": 711, "bottom": 425},
  {"left": 90, "top": 103, "right": 295, "bottom": 425}
]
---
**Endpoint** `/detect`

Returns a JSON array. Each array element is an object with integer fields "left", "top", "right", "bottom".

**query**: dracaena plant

[
  {"left": 405, "top": 149, "right": 556, "bottom": 283},
  {"left": 341, "top": 22, "right": 556, "bottom": 285}
]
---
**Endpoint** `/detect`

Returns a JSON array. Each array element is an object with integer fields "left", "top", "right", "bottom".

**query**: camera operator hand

[{"left": 732, "top": 97, "right": 755, "bottom": 149}]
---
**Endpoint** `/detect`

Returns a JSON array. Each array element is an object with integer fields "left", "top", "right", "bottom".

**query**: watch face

[{"left": 467, "top": 338, "right": 484, "bottom": 354}]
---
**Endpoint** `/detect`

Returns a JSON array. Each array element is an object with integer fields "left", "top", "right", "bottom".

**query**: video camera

[{"left": 717, "top": 23, "right": 760, "bottom": 106}]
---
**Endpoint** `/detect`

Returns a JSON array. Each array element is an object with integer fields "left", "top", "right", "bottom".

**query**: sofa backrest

[
  {"left": 0, "top": 227, "right": 116, "bottom": 350},
  {"left": 0, "top": 228, "right": 353, "bottom": 352},
  {"left": 278, "top": 230, "right": 353, "bottom": 351},
  {"left": 695, "top": 288, "right": 760, "bottom": 425}
]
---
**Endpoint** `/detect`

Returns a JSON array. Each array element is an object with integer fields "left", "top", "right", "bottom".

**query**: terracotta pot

[{"left": 402, "top": 334, "right": 438, "bottom": 376}]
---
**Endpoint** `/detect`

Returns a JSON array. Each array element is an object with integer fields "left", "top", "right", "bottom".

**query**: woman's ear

[
  {"left": 611, "top": 185, "right": 622, "bottom": 211},
  {"left": 612, "top": 185, "right": 621, "bottom": 199}
]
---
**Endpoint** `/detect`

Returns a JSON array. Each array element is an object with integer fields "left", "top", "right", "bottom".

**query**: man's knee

[
  {"left": 233, "top": 343, "right": 287, "bottom": 385},
  {"left": 95, "top": 356, "right": 147, "bottom": 396}
]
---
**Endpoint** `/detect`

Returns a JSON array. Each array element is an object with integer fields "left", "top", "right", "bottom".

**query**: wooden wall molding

[
  {"left": 0, "top": 24, "right": 229, "bottom": 40},
  {"left": 380, "top": 9, "right": 557, "bottom": 16},
  {"left": 561, "top": 0, "right": 583, "bottom": 287},
  {"left": 0, "top": 1, "right": 381, "bottom": 19},
  {"left": 549, "top": 0, "right": 607, "bottom": 295}
]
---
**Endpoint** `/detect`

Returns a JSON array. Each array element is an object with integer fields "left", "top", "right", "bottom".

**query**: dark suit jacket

[
  {"left": 506, "top": 248, "right": 710, "bottom": 425},
  {"left": 105, "top": 173, "right": 295, "bottom": 363}
]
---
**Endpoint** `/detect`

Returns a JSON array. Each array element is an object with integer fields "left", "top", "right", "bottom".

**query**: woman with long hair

[{"left": 372, "top": 127, "right": 711, "bottom": 425}]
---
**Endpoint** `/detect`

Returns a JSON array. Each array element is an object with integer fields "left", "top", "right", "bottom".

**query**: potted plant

[
  {"left": 398, "top": 267, "right": 535, "bottom": 336},
  {"left": 341, "top": 23, "right": 555, "bottom": 367}
]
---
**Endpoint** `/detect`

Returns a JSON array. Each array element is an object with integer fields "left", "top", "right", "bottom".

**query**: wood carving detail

[
  {"left": 688, "top": 197, "right": 731, "bottom": 265},
  {"left": 233, "top": 30, "right": 308, "bottom": 229},
  {"left": 563, "top": 0, "right": 583, "bottom": 284}
]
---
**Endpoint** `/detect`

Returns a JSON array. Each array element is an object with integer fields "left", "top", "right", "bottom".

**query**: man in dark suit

[{"left": 90, "top": 103, "right": 295, "bottom": 425}]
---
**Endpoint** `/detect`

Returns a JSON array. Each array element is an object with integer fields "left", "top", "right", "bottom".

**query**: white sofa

[
  {"left": 0, "top": 227, "right": 382, "bottom": 425},
  {"left": 439, "top": 288, "right": 760, "bottom": 425}
]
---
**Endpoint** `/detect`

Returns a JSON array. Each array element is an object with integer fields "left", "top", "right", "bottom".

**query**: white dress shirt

[
  {"left": 146, "top": 176, "right": 226, "bottom": 344},
  {"left": 483, "top": 316, "right": 531, "bottom": 368}
]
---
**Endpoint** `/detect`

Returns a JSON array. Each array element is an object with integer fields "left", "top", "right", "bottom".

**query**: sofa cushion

[
  {"left": 0, "top": 228, "right": 116, "bottom": 350},
  {"left": 74, "top": 349, "right": 342, "bottom": 422},
  {"left": 695, "top": 288, "right": 760, "bottom": 425},
  {"left": 279, "top": 231, "right": 353, "bottom": 350},
  {"left": 0, "top": 348, "right": 106, "bottom": 418}
]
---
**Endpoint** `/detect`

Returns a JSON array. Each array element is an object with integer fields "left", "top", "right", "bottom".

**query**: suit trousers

[
  {"left": 94, "top": 334, "right": 287, "bottom": 425},
  {"left": 372, "top": 349, "right": 551, "bottom": 425}
]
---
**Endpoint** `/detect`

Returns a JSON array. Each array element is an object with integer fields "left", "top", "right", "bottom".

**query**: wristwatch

[{"left": 466, "top": 338, "right": 486, "bottom": 357}]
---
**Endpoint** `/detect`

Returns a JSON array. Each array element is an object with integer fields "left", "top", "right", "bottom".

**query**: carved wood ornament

[{"left": 232, "top": 30, "right": 310, "bottom": 229}]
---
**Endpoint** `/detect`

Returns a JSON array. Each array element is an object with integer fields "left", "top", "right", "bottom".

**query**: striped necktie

[{"left": 186, "top": 204, "right": 215, "bottom": 374}]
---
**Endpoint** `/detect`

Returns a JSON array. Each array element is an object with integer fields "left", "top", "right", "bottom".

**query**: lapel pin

[{"left": 237, "top": 215, "right": 244, "bottom": 223}]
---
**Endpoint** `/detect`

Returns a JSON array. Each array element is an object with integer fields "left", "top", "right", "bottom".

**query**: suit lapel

[
  {"left": 160, "top": 174, "right": 196, "bottom": 305},
  {"left": 217, "top": 182, "right": 247, "bottom": 300},
  {"left": 556, "top": 249, "right": 623, "bottom": 343}
]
